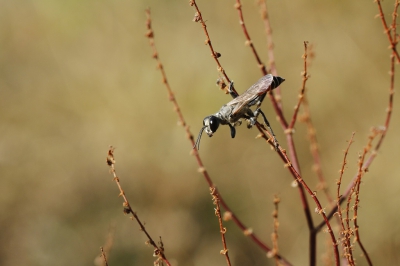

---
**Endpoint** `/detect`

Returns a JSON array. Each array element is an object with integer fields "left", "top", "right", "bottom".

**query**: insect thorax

[{"left": 216, "top": 104, "right": 250, "bottom": 125}]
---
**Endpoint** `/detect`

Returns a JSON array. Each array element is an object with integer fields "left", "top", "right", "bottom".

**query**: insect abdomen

[{"left": 271, "top": 76, "right": 285, "bottom": 90}]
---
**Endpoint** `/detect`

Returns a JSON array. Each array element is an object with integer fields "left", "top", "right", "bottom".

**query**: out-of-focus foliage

[{"left": 0, "top": 0, "right": 399, "bottom": 265}]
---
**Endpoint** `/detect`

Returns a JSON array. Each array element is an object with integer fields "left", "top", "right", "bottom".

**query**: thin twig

[
  {"left": 301, "top": 94, "right": 334, "bottom": 203},
  {"left": 316, "top": 0, "right": 398, "bottom": 232},
  {"left": 257, "top": 0, "right": 284, "bottom": 113},
  {"left": 296, "top": 43, "right": 334, "bottom": 204},
  {"left": 352, "top": 130, "right": 378, "bottom": 266},
  {"left": 100, "top": 247, "right": 109, "bottom": 266},
  {"left": 289, "top": 41, "right": 309, "bottom": 131},
  {"left": 146, "top": 7, "right": 292, "bottom": 265},
  {"left": 236, "top": 0, "right": 313, "bottom": 238},
  {"left": 375, "top": 0, "right": 400, "bottom": 62},
  {"left": 255, "top": 123, "right": 340, "bottom": 266},
  {"left": 234, "top": 0, "right": 267, "bottom": 75},
  {"left": 375, "top": 0, "right": 398, "bottom": 151},
  {"left": 210, "top": 187, "right": 232, "bottom": 266},
  {"left": 106, "top": 147, "right": 171, "bottom": 266},
  {"left": 234, "top": 0, "right": 289, "bottom": 145},
  {"left": 235, "top": 6, "right": 319, "bottom": 259},
  {"left": 155, "top": 237, "right": 166, "bottom": 266},
  {"left": 254, "top": 1, "right": 306, "bottom": 172},
  {"left": 336, "top": 133, "right": 356, "bottom": 266},
  {"left": 267, "top": 195, "right": 282, "bottom": 266},
  {"left": 189, "top": 0, "right": 238, "bottom": 95},
  {"left": 257, "top": 0, "right": 278, "bottom": 76},
  {"left": 342, "top": 129, "right": 382, "bottom": 265},
  {"left": 343, "top": 170, "right": 355, "bottom": 265},
  {"left": 95, "top": 224, "right": 115, "bottom": 266}
]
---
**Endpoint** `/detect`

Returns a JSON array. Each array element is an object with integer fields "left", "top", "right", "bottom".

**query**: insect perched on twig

[{"left": 194, "top": 74, "right": 285, "bottom": 150}]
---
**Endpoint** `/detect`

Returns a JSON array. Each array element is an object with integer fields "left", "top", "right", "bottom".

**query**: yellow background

[{"left": 1, "top": 0, "right": 399, "bottom": 265}]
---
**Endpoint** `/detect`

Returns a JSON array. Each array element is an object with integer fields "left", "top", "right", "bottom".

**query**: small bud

[
  {"left": 244, "top": 228, "right": 253, "bottom": 236},
  {"left": 223, "top": 211, "right": 232, "bottom": 221},
  {"left": 198, "top": 167, "right": 206, "bottom": 173},
  {"left": 220, "top": 249, "right": 228, "bottom": 255},
  {"left": 123, "top": 207, "right": 131, "bottom": 214},
  {"left": 145, "top": 30, "right": 154, "bottom": 38},
  {"left": 266, "top": 250, "right": 276, "bottom": 258},
  {"left": 193, "top": 12, "right": 201, "bottom": 22},
  {"left": 213, "top": 51, "right": 221, "bottom": 58}
]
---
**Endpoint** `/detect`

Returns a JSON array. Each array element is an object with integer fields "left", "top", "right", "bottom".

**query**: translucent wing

[{"left": 226, "top": 74, "right": 274, "bottom": 115}]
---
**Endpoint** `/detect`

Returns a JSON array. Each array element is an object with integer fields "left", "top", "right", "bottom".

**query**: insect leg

[
  {"left": 244, "top": 111, "right": 256, "bottom": 128},
  {"left": 228, "top": 81, "right": 239, "bottom": 99},
  {"left": 258, "top": 109, "right": 279, "bottom": 150},
  {"left": 248, "top": 94, "right": 267, "bottom": 128},
  {"left": 228, "top": 123, "right": 236, "bottom": 138}
]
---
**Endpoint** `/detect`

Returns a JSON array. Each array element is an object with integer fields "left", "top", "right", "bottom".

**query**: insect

[{"left": 194, "top": 74, "right": 285, "bottom": 150}]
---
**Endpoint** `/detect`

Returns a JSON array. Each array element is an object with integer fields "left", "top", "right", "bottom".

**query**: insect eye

[
  {"left": 209, "top": 116, "right": 220, "bottom": 132},
  {"left": 203, "top": 116, "right": 211, "bottom": 126}
]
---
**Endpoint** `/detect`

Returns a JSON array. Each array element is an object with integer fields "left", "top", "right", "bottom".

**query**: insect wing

[{"left": 227, "top": 74, "right": 274, "bottom": 115}]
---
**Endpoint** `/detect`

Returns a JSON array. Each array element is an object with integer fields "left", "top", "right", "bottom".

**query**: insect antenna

[{"left": 194, "top": 126, "right": 207, "bottom": 150}]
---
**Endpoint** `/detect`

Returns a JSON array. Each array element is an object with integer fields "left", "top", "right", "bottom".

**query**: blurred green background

[{"left": 1, "top": 0, "right": 400, "bottom": 265}]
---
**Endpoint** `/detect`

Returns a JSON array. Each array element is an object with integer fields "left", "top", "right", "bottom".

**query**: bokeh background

[{"left": 1, "top": 0, "right": 400, "bottom": 265}]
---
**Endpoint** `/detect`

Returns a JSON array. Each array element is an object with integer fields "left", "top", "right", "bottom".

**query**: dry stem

[
  {"left": 234, "top": 0, "right": 267, "bottom": 75},
  {"left": 316, "top": 0, "right": 398, "bottom": 234},
  {"left": 296, "top": 43, "right": 334, "bottom": 205},
  {"left": 106, "top": 147, "right": 171, "bottom": 266},
  {"left": 189, "top": 0, "right": 238, "bottom": 95},
  {"left": 336, "top": 133, "right": 356, "bottom": 265},
  {"left": 257, "top": 0, "right": 284, "bottom": 112},
  {"left": 255, "top": 123, "right": 339, "bottom": 265},
  {"left": 257, "top": 0, "right": 278, "bottom": 76},
  {"left": 352, "top": 130, "right": 379, "bottom": 266},
  {"left": 100, "top": 247, "right": 109, "bottom": 266},
  {"left": 267, "top": 195, "right": 282, "bottom": 266},
  {"left": 289, "top": 41, "right": 309, "bottom": 131},
  {"left": 233, "top": 7, "right": 325, "bottom": 263},
  {"left": 210, "top": 187, "right": 232, "bottom": 266},
  {"left": 375, "top": 0, "right": 400, "bottom": 62}
]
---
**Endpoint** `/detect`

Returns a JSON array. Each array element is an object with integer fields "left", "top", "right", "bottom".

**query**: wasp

[{"left": 194, "top": 74, "right": 285, "bottom": 150}]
